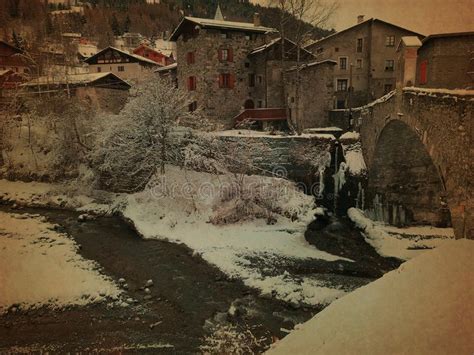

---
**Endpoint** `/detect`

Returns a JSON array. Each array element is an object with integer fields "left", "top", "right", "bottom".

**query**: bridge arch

[
  {"left": 366, "top": 119, "right": 451, "bottom": 227},
  {"left": 358, "top": 89, "right": 472, "bottom": 238}
]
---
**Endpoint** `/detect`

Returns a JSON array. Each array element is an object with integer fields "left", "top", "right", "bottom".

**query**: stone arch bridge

[{"left": 355, "top": 88, "right": 473, "bottom": 239}]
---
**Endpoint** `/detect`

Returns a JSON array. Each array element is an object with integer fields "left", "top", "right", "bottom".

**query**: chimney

[
  {"left": 357, "top": 15, "right": 365, "bottom": 24},
  {"left": 254, "top": 13, "right": 261, "bottom": 27}
]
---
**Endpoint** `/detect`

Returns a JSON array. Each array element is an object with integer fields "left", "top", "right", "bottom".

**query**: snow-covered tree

[{"left": 91, "top": 75, "right": 205, "bottom": 192}]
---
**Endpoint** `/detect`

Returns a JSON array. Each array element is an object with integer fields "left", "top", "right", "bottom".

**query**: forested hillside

[{"left": 1, "top": 0, "right": 334, "bottom": 49}]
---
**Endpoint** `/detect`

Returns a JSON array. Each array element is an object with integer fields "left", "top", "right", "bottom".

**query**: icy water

[
  {"left": 0, "top": 206, "right": 399, "bottom": 352},
  {"left": 0, "top": 206, "right": 317, "bottom": 352}
]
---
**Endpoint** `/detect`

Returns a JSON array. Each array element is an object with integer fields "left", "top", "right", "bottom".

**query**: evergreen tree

[
  {"left": 124, "top": 15, "right": 131, "bottom": 33},
  {"left": 111, "top": 14, "right": 121, "bottom": 36}
]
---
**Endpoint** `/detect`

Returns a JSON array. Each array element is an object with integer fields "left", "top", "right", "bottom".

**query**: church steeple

[{"left": 214, "top": 3, "right": 224, "bottom": 21}]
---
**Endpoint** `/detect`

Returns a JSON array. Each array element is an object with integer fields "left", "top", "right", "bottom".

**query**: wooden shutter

[
  {"left": 229, "top": 74, "right": 235, "bottom": 89},
  {"left": 218, "top": 74, "right": 224, "bottom": 88},
  {"left": 419, "top": 60, "right": 428, "bottom": 84},
  {"left": 228, "top": 48, "right": 233, "bottom": 62},
  {"left": 187, "top": 77, "right": 191, "bottom": 90}
]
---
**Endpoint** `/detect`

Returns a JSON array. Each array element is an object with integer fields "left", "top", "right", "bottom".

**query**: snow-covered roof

[
  {"left": 306, "top": 18, "right": 423, "bottom": 50},
  {"left": 400, "top": 36, "right": 422, "bottom": 47},
  {"left": 249, "top": 37, "right": 315, "bottom": 58},
  {"left": 84, "top": 46, "right": 160, "bottom": 66},
  {"left": 154, "top": 62, "right": 177, "bottom": 72},
  {"left": 22, "top": 72, "right": 130, "bottom": 88},
  {"left": 422, "top": 31, "right": 474, "bottom": 44},
  {"left": 286, "top": 59, "right": 337, "bottom": 72},
  {"left": 0, "top": 69, "right": 14, "bottom": 77},
  {"left": 169, "top": 16, "right": 276, "bottom": 41}
]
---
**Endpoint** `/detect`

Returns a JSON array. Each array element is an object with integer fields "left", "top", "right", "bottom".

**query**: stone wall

[
  {"left": 416, "top": 35, "right": 474, "bottom": 89},
  {"left": 357, "top": 89, "right": 473, "bottom": 238},
  {"left": 285, "top": 62, "right": 336, "bottom": 129},
  {"left": 215, "top": 133, "right": 335, "bottom": 180}
]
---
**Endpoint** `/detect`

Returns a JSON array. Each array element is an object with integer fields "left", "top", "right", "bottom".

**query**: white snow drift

[{"left": 269, "top": 239, "right": 474, "bottom": 355}]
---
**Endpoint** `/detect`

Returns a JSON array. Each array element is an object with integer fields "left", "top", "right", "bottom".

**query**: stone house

[
  {"left": 84, "top": 47, "right": 160, "bottom": 81},
  {"left": 285, "top": 60, "right": 337, "bottom": 129},
  {"left": 415, "top": 32, "right": 474, "bottom": 89},
  {"left": 247, "top": 37, "right": 315, "bottom": 110},
  {"left": 306, "top": 16, "right": 423, "bottom": 108},
  {"left": 169, "top": 13, "right": 279, "bottom": 128}
]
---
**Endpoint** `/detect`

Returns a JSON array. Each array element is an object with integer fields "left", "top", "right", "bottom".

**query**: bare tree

[{"left": 272, "top": 0, "right": 337, "bottom": 134}]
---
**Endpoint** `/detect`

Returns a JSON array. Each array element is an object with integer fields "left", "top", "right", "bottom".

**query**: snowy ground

[
  {"left": 0, "top": 167, "right": 351, "bottom": 307},
  {"left": 348, "top": 208, "right": 454, "bottom": 260},
  {"left": 268, "top": 239, "right": 474, "bottom": 354},
  {"left": 122, "top": 166, "right": 351, "bottom": 306},
  {"left": 0, "top": 211, "right": 120, "bottom": 314}
]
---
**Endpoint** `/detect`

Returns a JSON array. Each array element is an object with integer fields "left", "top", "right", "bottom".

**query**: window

[
  {"left": 258, "top": 100, "right": 263, "bottom": 108},
  {"left": 187, "top": 76, "right": 196, "bottom": 91},
  {"left": 118, "top": 65, "right": 125, "bottom": 72},
  {"left": 186, "top": 51, "right": 195, "bottom": 64},
  {"left": 219, "top": 73, "right": 234, "bottom": 88},
  {"left": 384, "top": 84, "right": 393, "bottom": 94},
  {"left": 244, "top": 62, "right": 250, "bottom": 68},
  {"left": 356, "top": 38, "right": 363, "bottom": 52},
  {"left": 337, "top": 79, "right": 348, "bottom": 92},
  {"left": 97, "top": 66, "right": 101, "bottom": 73},
  {"left": 188, "top": 101, "right": 197, "bottom": 112},
  {"left": 356, "top": 59, "right": 363, "bottom": 69},
  {"left": 248, "top": 73, "right": 255, "bottom": 87},
  {"left": 339, "top": 57, "right": 348, "bottom": 70},
  {"left": 419, "top": 60, "right": 428, "bottom": 84},
  {"left": 257, "top": 75, "right": 263, "bottom": 84},
  {"left": 335, "top": 47, "right": 339, "bottom": 52},
  {"left": 386, "top": 35, "right": 395, "bottom": 47},
  {"left": 336, "top": 99, "right": 346, "bottom": 109},
  {"left": 220, "top": 31, "right": 231, "bottom": 39},
  {"left": 218, "top": 48, "right": 233, "bottom": 62},
  {"left": 385, "top": 60, "right": 395, "bottom": 71}
]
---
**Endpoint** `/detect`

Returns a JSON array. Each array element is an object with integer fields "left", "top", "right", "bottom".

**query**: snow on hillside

[
  {"left": 348, "top": 208, "right": 454, "bottom": 260},
  {"left": 268, "top": 239, "right": 474, "bottom": 355},
  {"left": 0, "top": 212, "right": 121, "bottom": 313}
]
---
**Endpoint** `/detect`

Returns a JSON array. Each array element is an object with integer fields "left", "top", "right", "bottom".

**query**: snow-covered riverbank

[
  {"left": 0, "top": 167, "right": 350, "bottom": 307},
  {"left": 0, "top": 211, "right": 120, "bottom": 313}
]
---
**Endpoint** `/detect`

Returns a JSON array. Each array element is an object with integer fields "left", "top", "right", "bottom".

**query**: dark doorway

[{"left": 244, "top": 99, "right": 255, "bottom": 109}]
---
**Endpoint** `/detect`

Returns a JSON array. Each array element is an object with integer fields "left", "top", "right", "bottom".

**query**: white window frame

[{"left": 338, "top": 56, "right": 348, "bottom": 70}]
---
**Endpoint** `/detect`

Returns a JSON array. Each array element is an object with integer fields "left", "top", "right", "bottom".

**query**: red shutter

[
  {"left": 419, "top": 60, "right": 428, "bottom": 84},
  {"left": 218, "top": 49, "right": 222, "bottom": 61},
  {"left": 229, "top": 74, "right": 235, "bottom": 89},
  {"left": 218, "top": 74, "right": 223, "bottom": 88},
  {"left": 187, "top": 77, "right": 191, "bottom": 90},
  {"left": 228, "top": 48, "right": 233, "bottom": 62}
]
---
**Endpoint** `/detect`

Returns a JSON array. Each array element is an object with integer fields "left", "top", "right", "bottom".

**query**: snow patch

[
  {"left": 0, "top": 212, "right": 121, "bottom": 313},
  {"left": 348, "top": 208, "right": 453, "bottom": 260}
]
